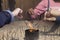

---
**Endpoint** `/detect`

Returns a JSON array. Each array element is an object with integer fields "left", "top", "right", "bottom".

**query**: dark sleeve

[
  {"left": 55, "top": 16, "right": 60, "bottom": 24},
  {"left": 0, "top": 11, "right": 11, "bottom": 27}
]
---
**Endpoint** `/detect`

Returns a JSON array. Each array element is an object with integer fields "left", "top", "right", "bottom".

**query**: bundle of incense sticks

[{"left": 25, "top": 21, "right": 37, "bottom": 32}]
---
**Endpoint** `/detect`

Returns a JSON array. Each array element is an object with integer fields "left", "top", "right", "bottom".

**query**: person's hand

[
  {"left": 12, "top": 8, "right": 23, "bottom": 16},
  {"left": 50, "top": 9, "right": 60, "bottom": 16},
  {"left": 17, "top": 8, "right": 23, "bottom": 19},
  {"left": 17, "top": 11, "right": 23, "bottom": 19},
  {"left": 44, "top": 8, "right": 52, "bottom": 20},
  {"left": 28, "top": 8, "right": 34, "bottom": 15},
  {"left": 45, "top": 11, "right": 51, "bottom": 17},
  {"left": 43, "top": 9, "right": 57, "bottom": 21},
  {"left": 45, "top": 8, "right": 53, "bottom": 18},
  {"left": 12, "top": 8, "right": 23, "bottom": 19},
  {"left": 44, "top": 11, "right": 56, "bottom": 21}
]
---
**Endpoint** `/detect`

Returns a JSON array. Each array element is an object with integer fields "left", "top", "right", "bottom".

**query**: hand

[
  {"left": 28, "top": 8, "right": 34, "bottom": 15},
  {"left": 51, "top": 9, "right": 60, "bottom": 16},
  {"left": 12, "top": 8, "right": 23, "bottom": 19},
  {"left": 12, "top": 8, "right": 23, "bottom": 16},
  {"left": 44, "top": 11, "right": 52, "bottom": 20},
  {"left": 46, "top": 11, "right": 51, "bottom": 18},
  {"left": 44, "top": 9, "right": 57, "bottom": 21}
]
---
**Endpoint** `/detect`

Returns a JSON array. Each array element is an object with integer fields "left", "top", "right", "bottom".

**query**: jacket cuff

[{"left": 5, "top": 10, "right": 14, "bottom": 22}]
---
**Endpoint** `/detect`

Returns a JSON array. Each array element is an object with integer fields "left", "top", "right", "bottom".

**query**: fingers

[
  {"left": 12, "top": 8, "right": 23, "bottom": 16},
  {"left": 28, "top": 8, "right": 34, "bottom": 15},
  {"left": 43, "top": 11, "right": 47, "bottom": 20},
  {"left": 45, "top": 17, "right": 56, "bottom": 21},
  {"left": 45, "top": 8, "right": 53, "bottom": 18},
  {"left": 17, "top": 15, "right": 23, "bottom": 19},
  {"left": 51, "top": 9, "right": 60, "bottom": 16},
  {"left": 43, "top": 8, "right": 52, "bottom": 21}
]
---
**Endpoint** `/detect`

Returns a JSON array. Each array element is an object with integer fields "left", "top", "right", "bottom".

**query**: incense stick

[{"left": 25, "top": 21, "right": 37, "bottom": 32}]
